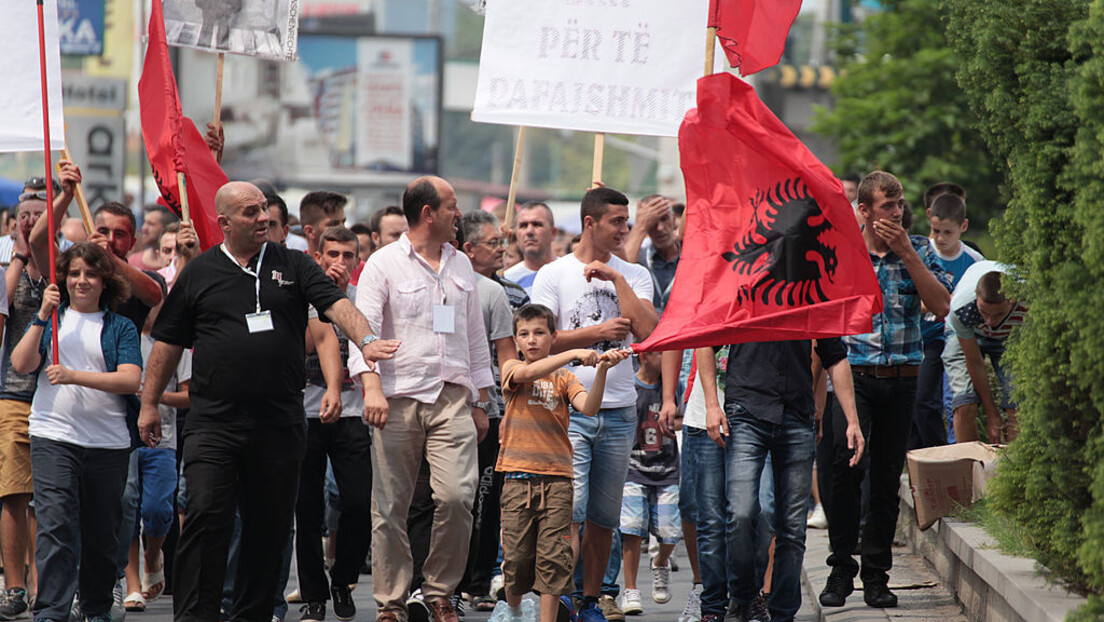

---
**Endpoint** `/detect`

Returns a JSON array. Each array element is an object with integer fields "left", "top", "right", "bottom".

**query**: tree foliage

[
  {"left": 810, "top": 0, "right": 1005, "bottom": 229},
  {"left": 945, "top": 0, "right": 1104, "bottom": 611}
]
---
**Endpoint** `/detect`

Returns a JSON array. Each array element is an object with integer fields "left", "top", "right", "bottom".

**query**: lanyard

[
  {"left": 221, "top": 242, "right": 267, "bottom": 313},
  {"left": 416, "top": 255, "right": 448, "bottom": 304}
]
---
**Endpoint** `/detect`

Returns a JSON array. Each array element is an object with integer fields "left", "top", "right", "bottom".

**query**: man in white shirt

[
  {"left": 530, "top": 187, "right": 658, "bottom": 622},
  {"left": 504, "top": 202, "right": 556, "bottom": 295},
  {"left": 351, "top": 176, "right": 494, "bottom": 622}
]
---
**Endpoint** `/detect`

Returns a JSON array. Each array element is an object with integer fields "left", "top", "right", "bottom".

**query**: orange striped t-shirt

[{"left": 496, "top": 360, "right": 586, "bottom": 478}]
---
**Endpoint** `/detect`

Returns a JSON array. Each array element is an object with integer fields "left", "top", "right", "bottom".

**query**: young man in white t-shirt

[{"left": 530, "top": 187, "right": 658, "bottom": 622}]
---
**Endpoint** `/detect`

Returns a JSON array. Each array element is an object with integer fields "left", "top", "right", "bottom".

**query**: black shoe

[
  {"left": 407, "top": 595, "right": 431, "bottom": 622},
  {"left": 818, "top": 574, "right": 854, "bottom": 608},
  {"left": 300, "top": 602, "right": 326, "bottom": 621},
  {"left": 331, "top": 585, "right": 356, "bottom": 621},
  {"left": 863, "top": 583, "right": 897, "bottom": 608}
]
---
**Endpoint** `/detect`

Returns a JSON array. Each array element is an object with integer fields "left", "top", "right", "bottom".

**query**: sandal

[
  {"left": 473, "top": 596, "right": 497, "bottom": 612},
  {"left": 124, "top": 592, "right": 146, "bottom": 612},
  {"left": 142, "top": 550, "right": 166, "bottom": 601}
]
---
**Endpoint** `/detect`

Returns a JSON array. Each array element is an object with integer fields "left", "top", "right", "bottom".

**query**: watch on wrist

[
  {"left": 359, "top": 334, "right": 378, "bottom": 349},
  {"left": 472, "top": 400, "right": 493, "bottom": 412},
  {"left": 12, "top": 254, "right": 29, "bottom": 265},
  {"left": 31, "top": 316, "right": 49, "bottom": 328}
]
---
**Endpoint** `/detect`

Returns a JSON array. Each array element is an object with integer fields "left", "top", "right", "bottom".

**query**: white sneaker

[
  {"left": 807, "top": 504, "right": 828, "bottom": 529},
  {"left": 620, "top": 589, "right": 643, "bottom": 615},
  {"left": 651, "top": 562, "right": 672, "bottom": 604},
  {"left": 678, "top": 583, "right": 702, "bottom": 622}
]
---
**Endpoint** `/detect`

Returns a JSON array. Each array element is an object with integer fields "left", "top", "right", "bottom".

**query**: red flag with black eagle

[
  {"left": 139, "top": 0, "right": 226, "bottom": 250},
  {"left": 633, "top": 73, "right": 881, "bottom": 353},
  {"left": 710, "top": 0, "right": 802, "bottom": 76}
]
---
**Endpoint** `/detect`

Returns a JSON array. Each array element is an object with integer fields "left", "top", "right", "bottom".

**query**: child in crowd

[
  {"left": 914, "top": 190, "right": 984, "bottom": 448},
  {"left": 619, "top": 350, "right": 681, "bottom": 615},
  {"left": 493, "top": 304, "right": 628, "bottom": 622},
  {"left": 11, "top": 243, "right": 142, "bottom": 622}
]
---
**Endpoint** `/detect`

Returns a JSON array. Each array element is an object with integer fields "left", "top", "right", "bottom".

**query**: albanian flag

[
  {"left": 139, "top": 0, "right": 226, "bottom": 250},
  {"left": 633, "top": 73, "right": 881, "bottom": 353},
  {"left": 710, "top": 0, "right": 802, "bottom": 76}
]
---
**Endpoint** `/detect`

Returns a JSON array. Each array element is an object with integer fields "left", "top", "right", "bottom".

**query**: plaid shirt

[{"left": 845, "top": 235, "right": 953, "bottom": 367}]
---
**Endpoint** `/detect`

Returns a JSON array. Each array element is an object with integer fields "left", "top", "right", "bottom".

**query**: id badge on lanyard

[{"left": 222, "top": 243, "right": 274, "bottom": 334}]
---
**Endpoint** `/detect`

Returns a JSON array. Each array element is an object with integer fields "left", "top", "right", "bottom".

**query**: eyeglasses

[
  {"left": 479, "top": 237, "right": 507, "bottom": 249},
  {"left": 17, "top": 191, "right": 49, "bottom": 203}
]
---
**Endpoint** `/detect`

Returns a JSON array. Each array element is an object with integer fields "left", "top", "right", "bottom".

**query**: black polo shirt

[
  {"left": 724, "top": 338, "right": 848, "bottom": 425},
  {"left": 152, "top": 242, "right": 345, "bottom": 427}
]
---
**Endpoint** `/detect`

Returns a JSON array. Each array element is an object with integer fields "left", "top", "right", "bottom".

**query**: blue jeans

[
  {"left": 138, "top": 447, "right": 178, "bottom": 539},
  {"left": 724, "top": 405, "right": 813, "bottom": 622},
  {"left": 693, "top": 406, "right": 812, "bottom": 622},
  {"left": 31, "top": 437, "right": 129, "bottom": 622}
]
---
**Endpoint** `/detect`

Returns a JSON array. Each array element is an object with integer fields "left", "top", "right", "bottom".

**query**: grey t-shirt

[{"left": 477, "top": 274, "right": 514, "bottom": 419}]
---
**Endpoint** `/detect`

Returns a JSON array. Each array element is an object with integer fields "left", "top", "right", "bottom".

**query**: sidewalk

[{"left": 800, "top": 527, "right": 969, "bottom": 622}]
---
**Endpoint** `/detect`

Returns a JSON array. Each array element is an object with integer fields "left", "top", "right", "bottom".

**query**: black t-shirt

[
  {"left": 117, "top": 270, "right": 166, "bottom": 333},
  {"left": 152, "top": 243, "right": 345, "bottom": 427},
  {"left": 723, "top": 338, "right": 848, "bottom": 425}
]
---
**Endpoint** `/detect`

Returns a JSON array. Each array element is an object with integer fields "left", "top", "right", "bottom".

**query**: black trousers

[
  {"left": 910, "top": 339, "right": 948, "bottom": 449},
  {"left": 296, "top": 418, "right": 372, "bottom": 602},
  {"left": 823, "top": 372, "right": 916, "bottom": 586},
  {"left": 173, "top": 421, "right": 306, "bottom": 622},
  {"left": 462, "top": 417, "right": 503, "bottom": 596}
]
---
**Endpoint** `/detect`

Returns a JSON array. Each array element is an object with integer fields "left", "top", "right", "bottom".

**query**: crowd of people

[{"left": 0, "top": 160, "right": 1027, "bottom": 622}]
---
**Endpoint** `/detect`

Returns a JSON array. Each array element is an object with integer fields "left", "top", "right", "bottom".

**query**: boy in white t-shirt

[{"left": 530, "top": 187, "right": 657, "bottom": 622}]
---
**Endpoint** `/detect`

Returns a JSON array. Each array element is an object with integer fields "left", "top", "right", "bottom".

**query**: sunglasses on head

[
  {"left": 22, "top": 177, "right": 60, "bottom": 193},
  {"left": 17, "top": 191, "right": 49, "bottom": 203}
]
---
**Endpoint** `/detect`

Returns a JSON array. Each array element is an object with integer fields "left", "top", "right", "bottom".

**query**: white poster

[
  {"left": 164, "top": 0, "right": 300, "bottom": 61},
  {"left": 0, "top": 0, "right": 66, "bottom": 153},
  {"left": 472, "top": 0, "right": 709, "bottom": 137},
  {"left": 356, "top": 39, "right": 413, "bottom": 171}
]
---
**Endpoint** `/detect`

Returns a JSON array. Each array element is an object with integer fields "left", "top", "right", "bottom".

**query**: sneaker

[
  {"left": 651, "top": 562, "right": 671, "bottom": 604},
  {"left": 0, "top": 588, "right": 29, "bottom": 620},
  {"left": 724, "top": 600, "right": 748, "bottom": 622},
  {"left": 818, "top": 573, "right": 854, "bottom": 608},
  {"left": 578, "top": 602, "right": 607, "bottom": 622},
  {"left": 557, "top": 595, "right": 578, "bottom": 622},
  {"left": 747, "top": 593, "right": 770, "bottom": 622},
  {"left": 300, "top": 602, "right": 326, "bottom": 621},
  {"left": 331, "top": 584, "right": 356, "bottom": 621},
  {"left": 86, "top": 615, "right": 111, "bottom": 622},
  {"left": 862, "top": 583, "right": 897, "bottom": 608},
  {"left": 408, "top": 591, "right": 431, "bottom": 622},
  {"left": 678, "top": 583, "right": 702, "bottom": 622},
  {"left": 806, "top": 504, "right": 828, "bottom": 529},
  {"left": 597, "top": 595, "right": 624, "bottom": 622},
  {"left": 618, "top": 590, "right": 643, "bottom": 616},
  {"left": 449, "top": 594, "right": 466, "bottom": 620},
  {"left": 111, "top": 580, "right": 127, "bottom": 622},
  {"left": 70, "top": 593, "right": 82, "bottom": 622}
]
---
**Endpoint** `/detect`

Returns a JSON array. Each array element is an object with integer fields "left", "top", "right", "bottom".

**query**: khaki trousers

[{"left": 371, "top": 383, "right": 478, "bottom": 617}]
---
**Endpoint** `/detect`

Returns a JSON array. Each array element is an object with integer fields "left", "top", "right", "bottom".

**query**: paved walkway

[{"left": 121, "top": 524, "right": 966, "bottom": 622}]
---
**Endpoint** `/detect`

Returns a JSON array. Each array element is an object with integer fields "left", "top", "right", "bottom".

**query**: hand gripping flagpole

[{"left": 36, "top": 0, "right": 59, "bottom": 365}]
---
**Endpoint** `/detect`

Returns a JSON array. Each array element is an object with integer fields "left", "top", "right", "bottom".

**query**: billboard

[
  {"left": 58, "top": 0, "right": 105, "bottom": 56},
  {"left": 296, "top": 33, "right": 441, "bottom": 174}
]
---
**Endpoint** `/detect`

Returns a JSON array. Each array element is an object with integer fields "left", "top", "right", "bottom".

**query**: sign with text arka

[
  {"left": 472, "top": 0, "right": 709, "bottom": 137},
  {"left": 58, "top": 0, "right": 105, "bottom": 56}
]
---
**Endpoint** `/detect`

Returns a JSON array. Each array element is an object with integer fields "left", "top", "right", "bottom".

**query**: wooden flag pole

[
  {"left": 503, "top": 126, "right": 527, "bottom": 231},
  {"left": 177, "top": 172, "right": 191, "bottom": 224},
  {"left": 35, "top": 0, "right": 59, "bottom": 364},
  {"left": 211, "top": 52, "right": 225, "bottom": 158},
  {"left": 60, "top": 148, "right": 95, "bottom": 235},
  {"left": 591, "top": 133, "right": 605, "bottom": 188},
  {"left": 704, "top": 26, "right": 717, "bottom": 77}
]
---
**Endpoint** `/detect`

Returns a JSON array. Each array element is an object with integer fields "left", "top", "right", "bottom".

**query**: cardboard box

[{"left": 906, "top": 442, "right": 1000, "bottom": 530}]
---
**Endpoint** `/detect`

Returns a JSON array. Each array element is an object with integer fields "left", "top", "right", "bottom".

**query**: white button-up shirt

[{"left": 349, "top": 233, "right": 494, "bottom": 403}]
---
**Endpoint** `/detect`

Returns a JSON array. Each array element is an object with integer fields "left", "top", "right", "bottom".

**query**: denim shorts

[
  {"left": 942, "top": 335, "right": 1016, "bottom": 411},
  {"left": 620, "top": 482, "right": 681, "bottom": 543},
  {"left": 568, "top": 406, "right": 636, "bottom": 529}
]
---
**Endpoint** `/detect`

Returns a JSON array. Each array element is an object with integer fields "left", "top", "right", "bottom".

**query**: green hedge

[{"left": 945, "top": 0, "right": 1104, "bottom": 613}]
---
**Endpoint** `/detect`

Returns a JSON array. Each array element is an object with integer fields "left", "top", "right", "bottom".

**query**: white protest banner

[
  {"left": 472, "top": 0, "right": 709, "bottom": 137},
  {"left": 163, "top": 0, "right": 300, "bottom": 61},
  {"left": 0, "top": 0, "right": 66, "bottom": 153}
]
